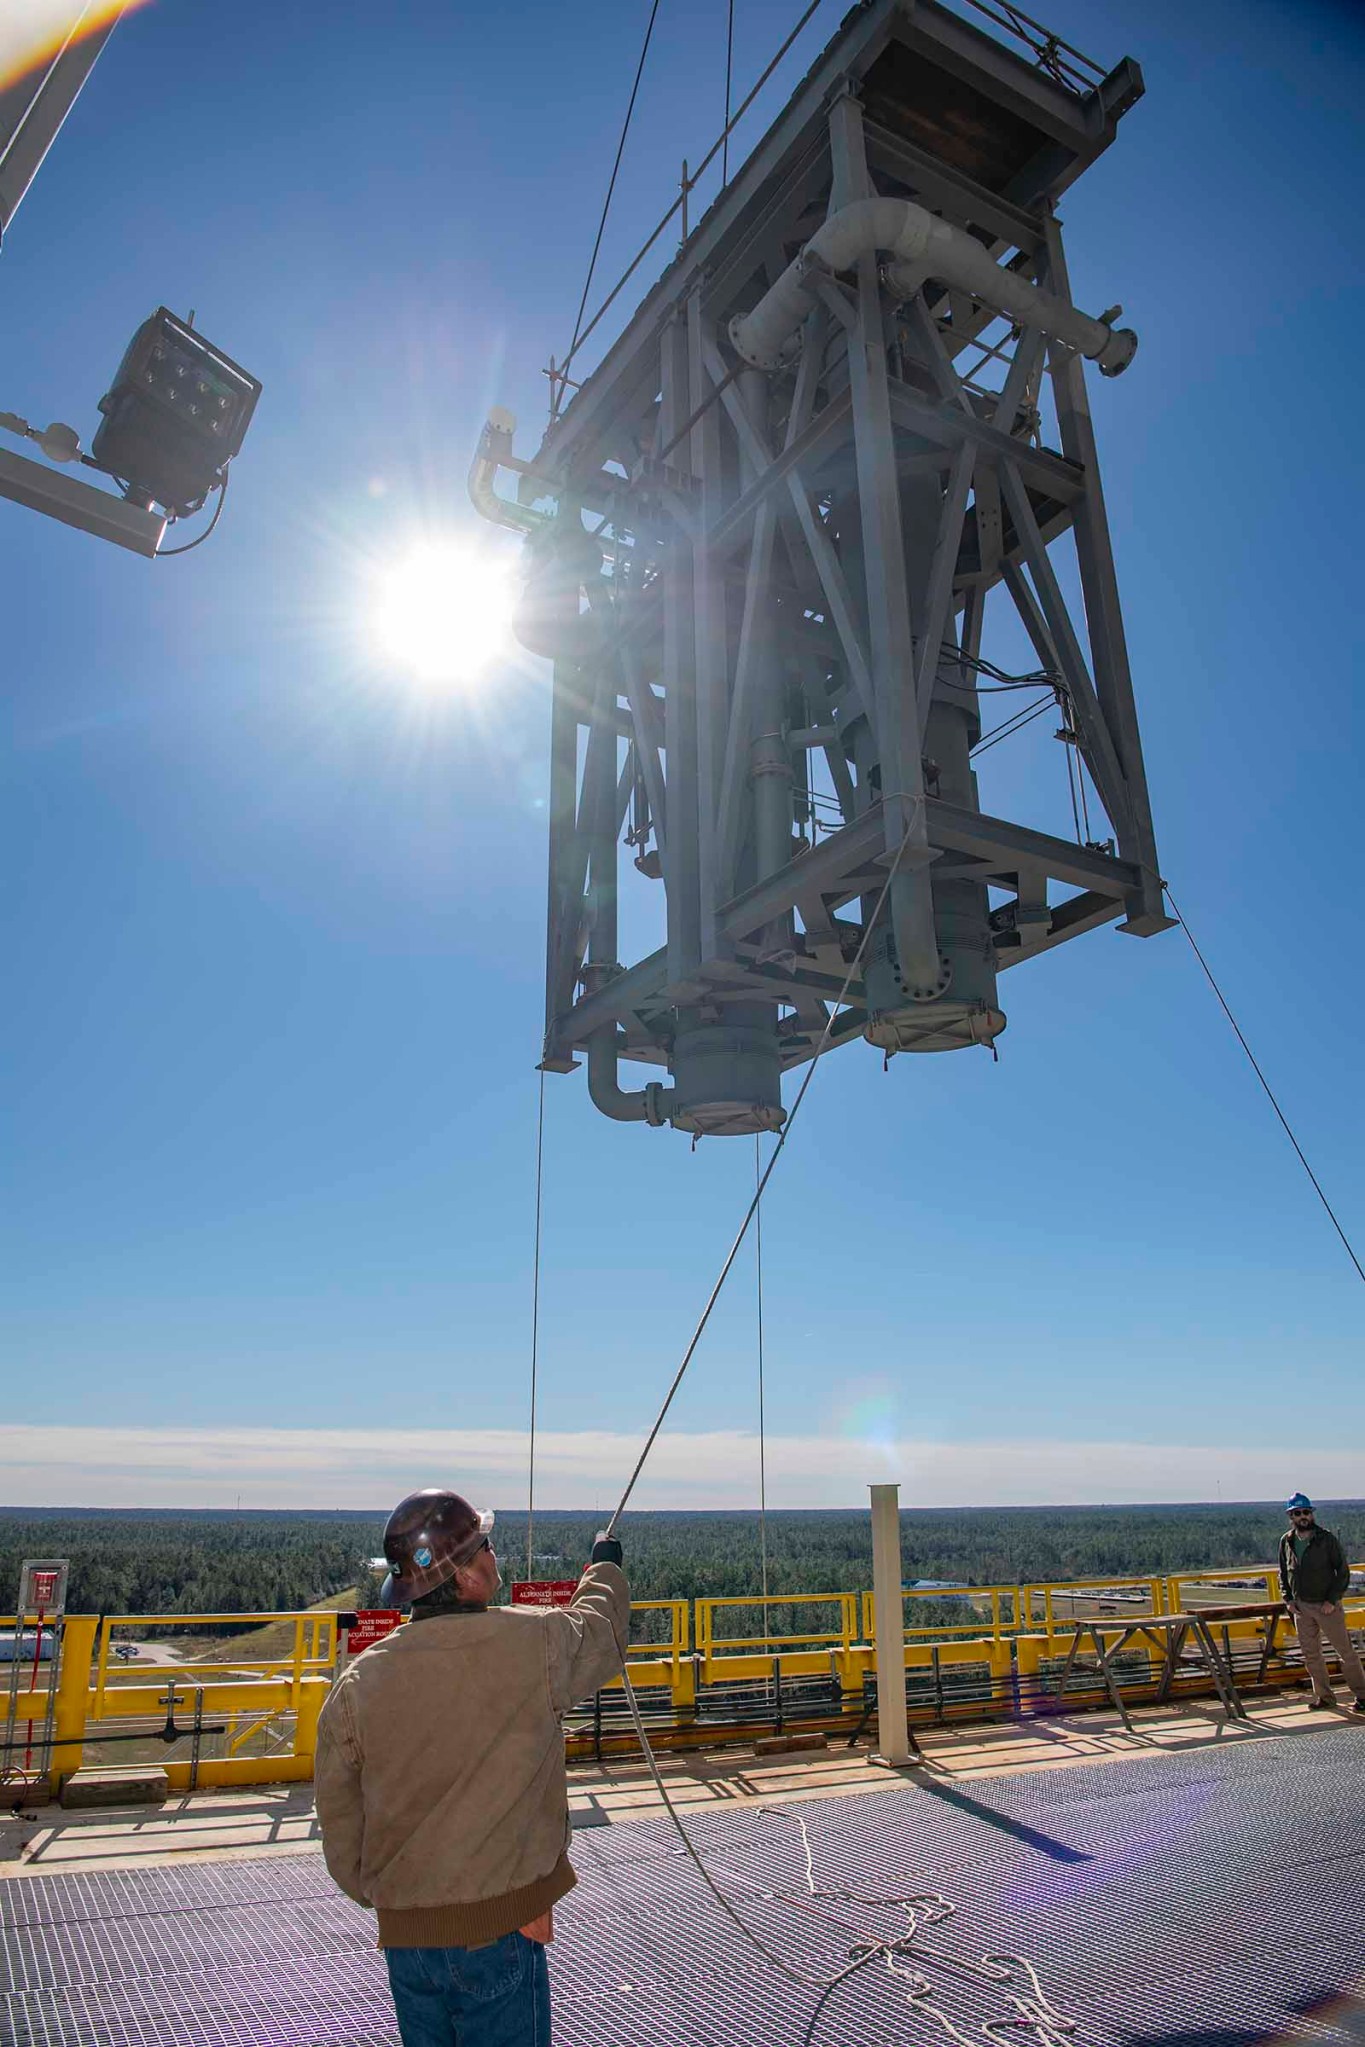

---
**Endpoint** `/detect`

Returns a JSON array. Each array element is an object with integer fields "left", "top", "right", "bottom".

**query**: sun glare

[
  {"left": 1, "top": 3, "right": 150, "bottom": 93},
  {"left": 369, "top": 538, "right": 516, "bottom": 692}
]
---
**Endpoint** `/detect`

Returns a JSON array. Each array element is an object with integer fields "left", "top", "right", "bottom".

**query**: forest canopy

[{"left": 2, "top": 1501, "right": 1362, "bottom": 1619}]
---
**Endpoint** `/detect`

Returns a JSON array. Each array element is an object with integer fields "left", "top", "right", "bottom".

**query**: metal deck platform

[{"left": 5, "top": 1729, "right": 1365, "bottom": 2045}]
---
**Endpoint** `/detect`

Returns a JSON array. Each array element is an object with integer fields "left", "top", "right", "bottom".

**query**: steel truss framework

[{"left": 485, "top": 0, "right": 1171, "bottom": 1130}]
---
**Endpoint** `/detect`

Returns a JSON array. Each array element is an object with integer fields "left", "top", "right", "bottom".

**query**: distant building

[{"left": 0, "top": 1629, "right": 55, "bottom": 1663}]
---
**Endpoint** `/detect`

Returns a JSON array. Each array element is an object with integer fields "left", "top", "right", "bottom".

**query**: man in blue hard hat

[
  {"left": 1278, "top": 1493, "right": 1365, "bottom": 1715},
  {"left": 315, "top": 1488, "right": 630, "bottom": 2047}
]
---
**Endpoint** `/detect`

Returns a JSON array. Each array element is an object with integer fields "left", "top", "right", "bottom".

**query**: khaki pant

[{"left": 1292, "top": 1602, "right": 1365, "bottom": 1702}]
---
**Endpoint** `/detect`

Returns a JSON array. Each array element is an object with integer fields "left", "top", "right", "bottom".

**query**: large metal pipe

[
  {"left": 582, "top": 641, "right": 675, "bottom": 1127},
  {"left": 586, "top": 1026, "right": 673, "bottom": 1125},
  {"left": 467, "top": 408, "right": 548, "bottom": 535},
  {"left": 729, "top": 198, "right": 1136, "bottom": 377}
]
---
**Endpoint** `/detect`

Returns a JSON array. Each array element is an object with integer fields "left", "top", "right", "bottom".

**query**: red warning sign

[
  {"left": 344, "top": 1610, "right": 403, "bottom": 1652},
  {"left": 511, "top": 1581, "right": 578, "bottom": 1609}
]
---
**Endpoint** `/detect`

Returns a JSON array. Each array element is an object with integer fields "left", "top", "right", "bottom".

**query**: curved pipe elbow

[
  {"left": 729, "top": 197, "right": 1136, "bottom": 378},
  {"left": 587, "top": 1027, "right": 674, "bottom": 1127},
  {"left": 468, "top": 451, "right": 545, "bottom": 535},
  {"left": 468, "top": 412, "right": 550, "bottom": 535}
]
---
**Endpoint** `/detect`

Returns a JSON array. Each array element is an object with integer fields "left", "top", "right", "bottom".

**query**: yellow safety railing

[
  {"left": 696, "top": 1593, "right": 858, "bottom": 1668},
  {"left": 1020, "top": 1577, "right": 1166, "bottom": 1647},
  {"left": 1164, "top": 1568, "right": 1280, "bottom": 1611},
  {"left": 92, "top": 1611, "right": 337, "bottom": 1719},
  {"left": 863, "top": 1585, "right": 1017, "bottom": 1642},
  {"left": 600, "top": 1598, "right": 693, "bottom": 1701},
  {"left": 17, "top": 1562, "right": 1365, "bottom": 1792}
]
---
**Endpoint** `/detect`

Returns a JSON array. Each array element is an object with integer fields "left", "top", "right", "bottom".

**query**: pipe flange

[
  {"left": 1098, "top": 327, "right": 1139, "bottom": 377},
  {"left": 726, "top": 313, "right": 798, "bottom": 374},
  {"left": 897, "top": 953, "right": 953, "bottom": 1003}
]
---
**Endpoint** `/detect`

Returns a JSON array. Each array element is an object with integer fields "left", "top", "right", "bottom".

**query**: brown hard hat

[{"left": 382, "top": 1489, "right": 495, "bottom": 1603}]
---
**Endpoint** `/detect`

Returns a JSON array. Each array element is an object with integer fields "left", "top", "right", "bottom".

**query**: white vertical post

[{"left": 869, "top": 1482, "right": 913, "bottom": 1767}]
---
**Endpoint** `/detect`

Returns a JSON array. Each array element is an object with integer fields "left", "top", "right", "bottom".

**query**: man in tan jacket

[{"left": 316, "top": 1487, "right": 630, "bottom": 2046}]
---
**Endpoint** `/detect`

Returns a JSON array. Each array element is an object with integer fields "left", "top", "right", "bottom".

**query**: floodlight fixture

[{"left": 89, "top": 308, "right": 261, "bottom": 518}]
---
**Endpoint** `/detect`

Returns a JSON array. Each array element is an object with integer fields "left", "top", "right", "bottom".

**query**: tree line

[{"left": 3, "top": 1501, "right": 1362, "bottom": 1624}]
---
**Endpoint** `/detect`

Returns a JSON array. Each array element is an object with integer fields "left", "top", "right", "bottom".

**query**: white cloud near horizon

[{"left": 0, "top": 1424, "right": 1359, "bottom": 1510}]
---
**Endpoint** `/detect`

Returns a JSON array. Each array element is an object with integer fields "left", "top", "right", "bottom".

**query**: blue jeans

[{"left": 385, "top": 1933, "right": 550, "bottom": 2046}]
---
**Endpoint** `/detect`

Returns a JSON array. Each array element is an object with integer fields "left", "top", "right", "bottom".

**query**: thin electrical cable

[
  {"left": 1166, "top": 885, "right": 1365, "bottom": 1287},
  {"left": 1062, "top": 733, "right": 1082, "bottom": 843},
  {"left": 604, "top": 809, "right": 916, "bottom": 1537},
  {"left": 940, "top": 643, "right": 1055, "bottom": 688},
  {"left": 562, "top": 0, "right": 664, "bottom": 407},
  {"left": 155, "top": 473, "right": 229, "bottom": 557},
  {"left": 755, "top": 1131, "right": 771, "bottom": 1657},
  {"left": 525, "top": 1068, "right": 547, "bottom": 1582}
]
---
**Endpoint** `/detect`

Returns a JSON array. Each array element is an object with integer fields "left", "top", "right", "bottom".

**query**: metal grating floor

[{"left": 5, "top": 1731, "right": 1365, "bottom": 2044}]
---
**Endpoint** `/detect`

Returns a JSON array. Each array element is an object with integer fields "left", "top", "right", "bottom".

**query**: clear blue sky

[{"left": 2, "top": 0, "right": 1362, "bottom": 1508}]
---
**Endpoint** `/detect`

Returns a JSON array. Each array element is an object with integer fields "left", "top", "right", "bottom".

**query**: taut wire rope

[
  {"left": 525, "top": 1067, "right": 546, "bottom": 1582},
  {"left": 557, "top": 0, "right": 826, "bottom": 384},
  {"left": 591, "top": 814, "right": 992, "bottom": 2027},
  {"left": 722, "top": 0, "right": 735, "bottom": 186},
  {"left": 603, "top": 810, "right": 916, "bottom": 1539},
  {"left": 1166, "top": 885, "right": 1365, "bottom": 1287},
  {"left": 560, "top": 0, "right": 665, "bottom": 415},
  {"left": 756, "top": 1131, "right": 771, "bottom": 1657}
]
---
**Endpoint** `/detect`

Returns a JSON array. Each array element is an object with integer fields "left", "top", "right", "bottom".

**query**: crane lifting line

[
  {"left": 524, "top": 805, "right": 1100, "bottom": 2039},
  {"left": 524, "top": 818, "right": 925, "bottom": 2027},
  {"left": 603, "top": 818, "right": 917, "bottom": 1539},
  {"left": 520, "top": 849, "right": 1362, "bottom": 2033}
]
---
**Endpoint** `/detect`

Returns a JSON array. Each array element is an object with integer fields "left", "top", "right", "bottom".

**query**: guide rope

[
  {"left": 525, "top": 1067, "right": 546, "bottom": 1582},
  {"left": 756, "top": 1132, "right": 771, "bottom": 1655},
  {"left": 603, "top": 811, "right": 916, "bottom": 1538},
  {"left": 570, "top": 808, "right": 1076, "bottom": 2035},
  {"left": 1166, "top": 885, "right": 1365, "bottom": 1287},
  {"left": 616, "top": 1673, "right": 1087, "bottom": 2043}
]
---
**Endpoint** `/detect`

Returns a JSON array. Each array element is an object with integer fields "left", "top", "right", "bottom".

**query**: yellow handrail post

[
  {"left": 48, "top": 1614, "right": 96, "bottom": 1797},
  {"left": 92, "top": 1614, "right": 113, "bottom": 1720},
  {"left": 293, "top": 1678, "right": 327, "bottom": 1774}
]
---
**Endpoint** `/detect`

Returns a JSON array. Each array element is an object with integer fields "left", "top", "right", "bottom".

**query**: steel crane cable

[
  {"left": 525, "top": 1068, "right": 547, "bottom": 1582},
  {"left": 755, "top": 1132, "right": 771, "bottom": 1655},
  {"left": 722, "top": 0, "right": 736, "bottom": 186},
  {"left": 561, "top": 0, "right": 665, "bottom": 412},
  {"left": 603, "top": 812, "right": 917, "bottom": 1539},
  {"left": 970, "top": 695, "right": 1054, "bottom": 757},
  {"left": 1166, "top": 885, "right": 1365, "bottom": 1287},
  {"left": 596, "top": 816, "right": 1011, "bottom": 2026},
  {"left": 517, "top": 814, "right": 1082, "bottom": 2035}
]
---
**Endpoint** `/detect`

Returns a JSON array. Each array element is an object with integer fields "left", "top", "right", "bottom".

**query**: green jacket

[{"left": 1278, "top": 1525, "right": 1351, "bottom": 1605}]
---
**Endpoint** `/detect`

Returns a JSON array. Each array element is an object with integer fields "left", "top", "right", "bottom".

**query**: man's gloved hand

[{"left": 591, "top": 1531, "right": 623, "bottom": 1567}]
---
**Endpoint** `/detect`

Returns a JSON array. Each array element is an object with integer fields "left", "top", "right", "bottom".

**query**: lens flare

[
  {"left": 368, "top": 536, "right": 516, "bottom": 693},
  {"left": 1, "top": 3, "right": 151, "bottom": 95}
]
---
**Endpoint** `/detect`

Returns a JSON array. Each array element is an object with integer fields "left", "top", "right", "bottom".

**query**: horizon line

[{"left": 5, "top": 1496, "right": 1361, "bottom": 1515}]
